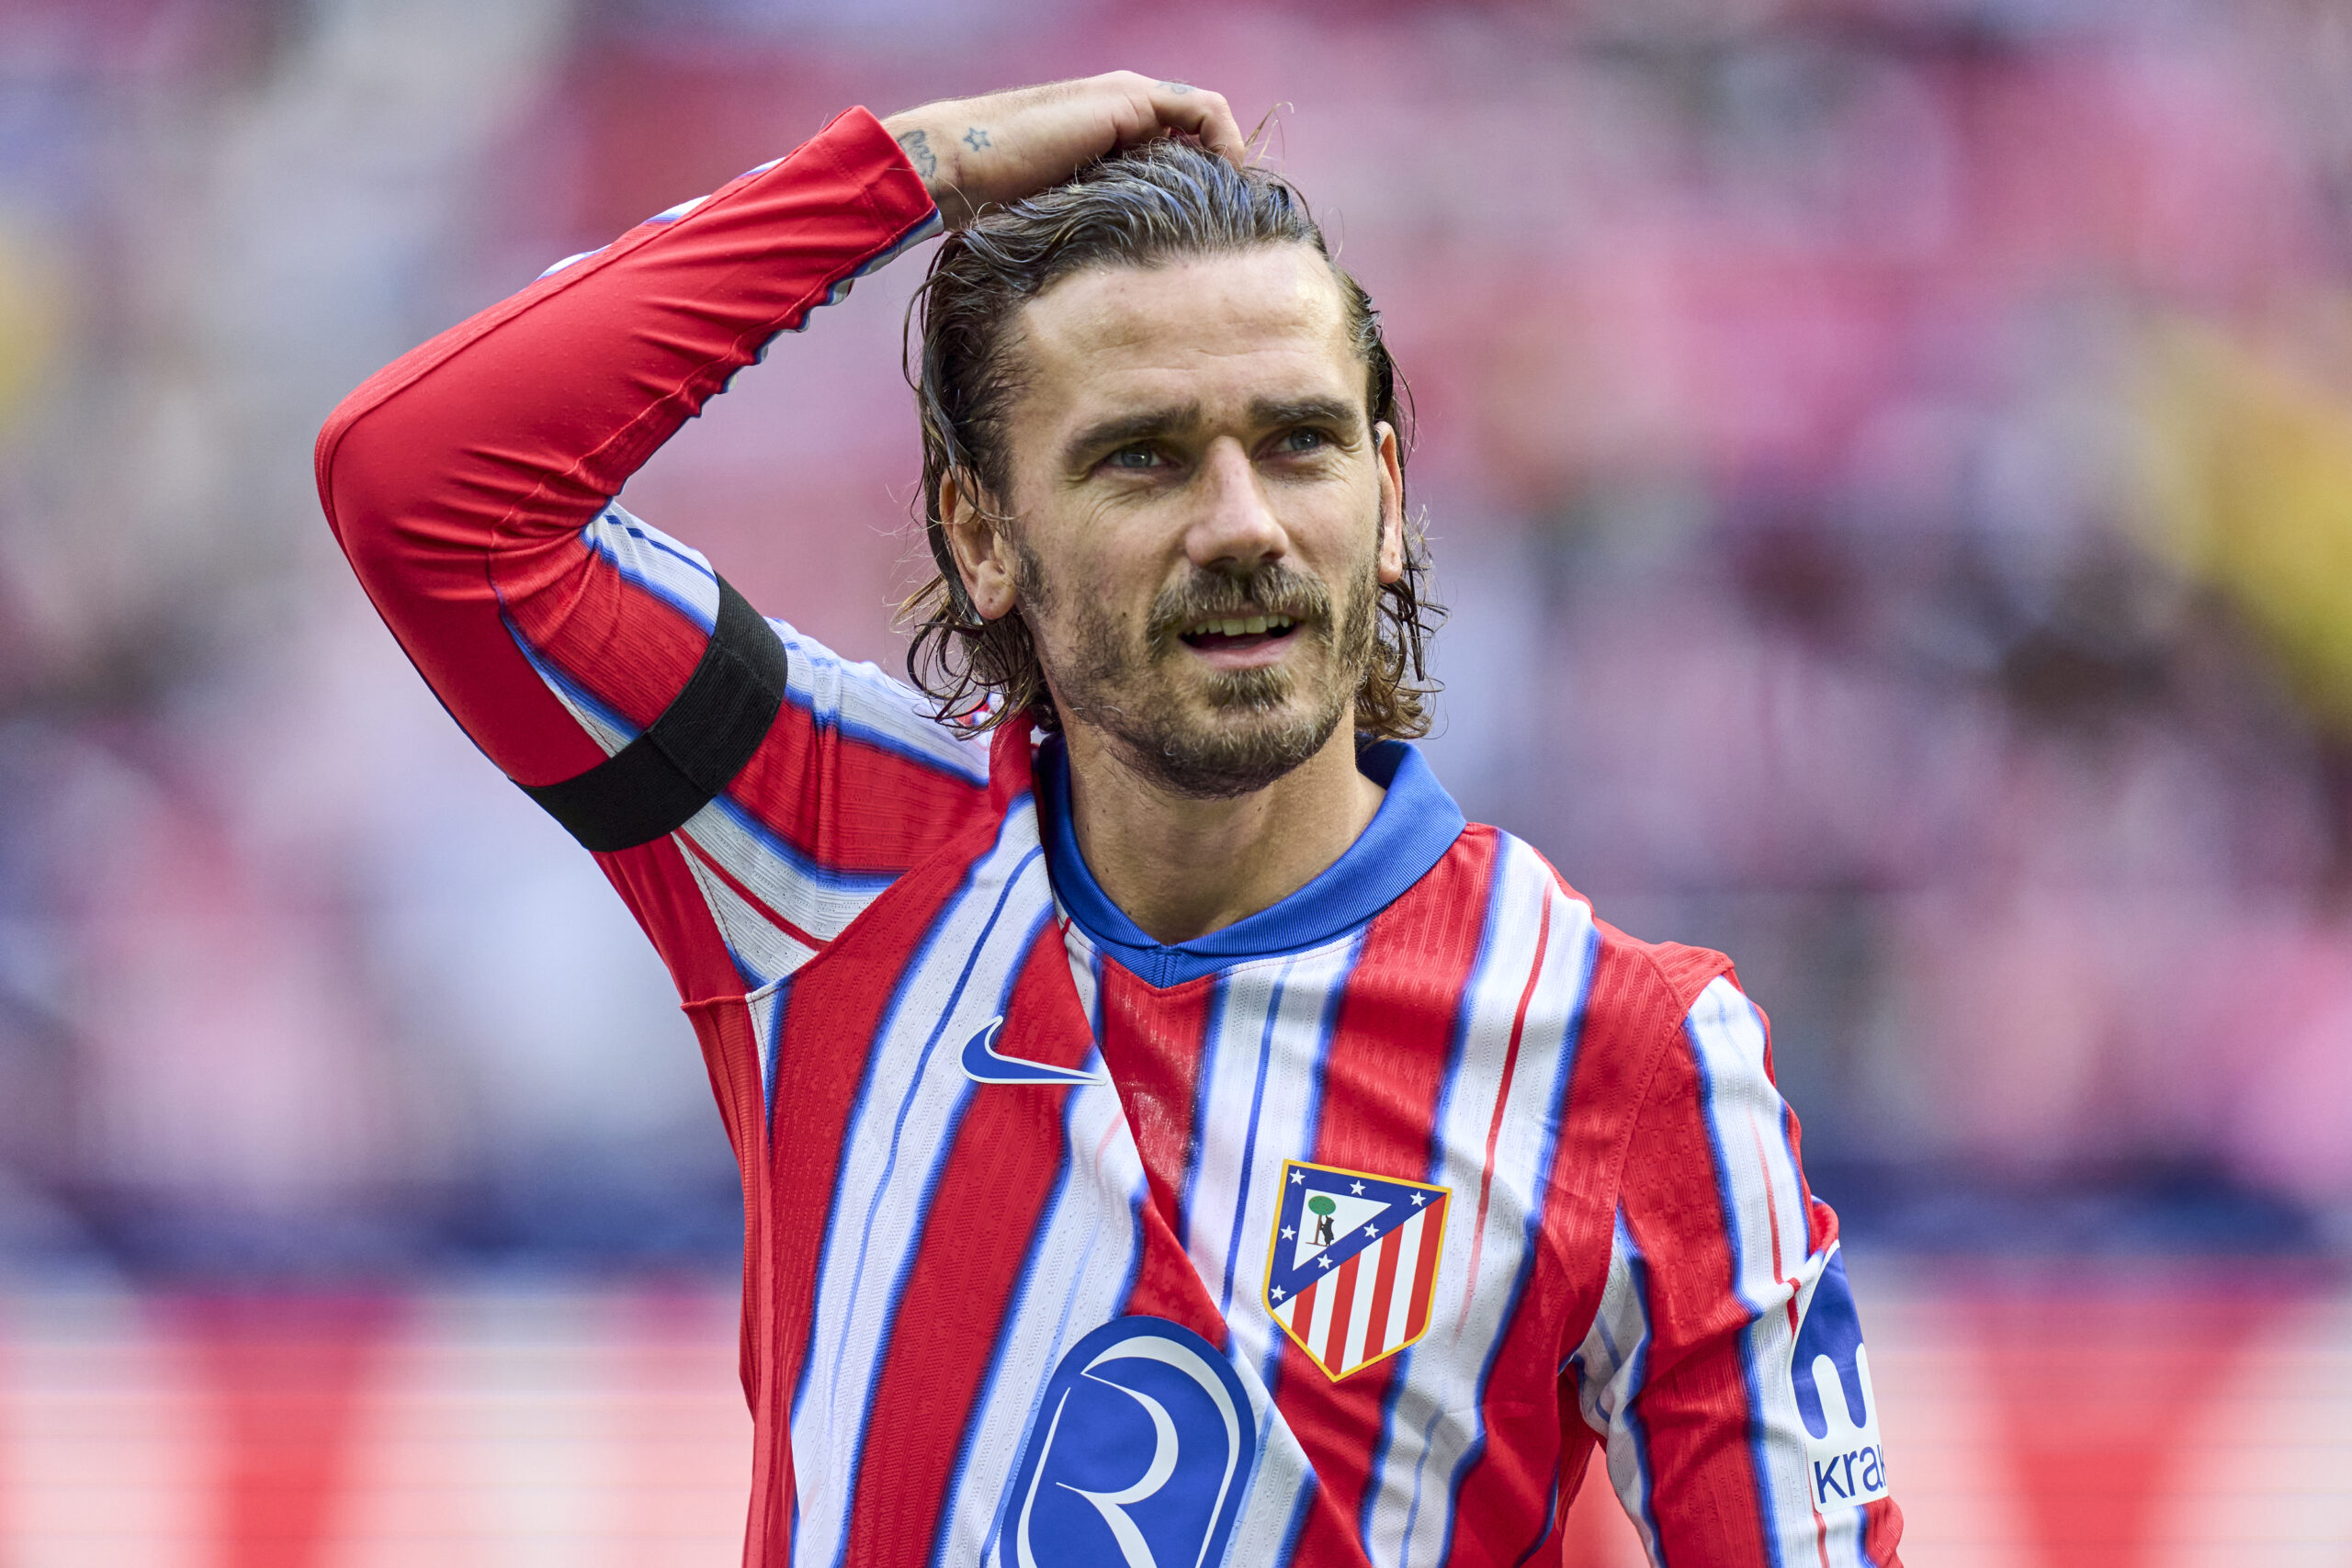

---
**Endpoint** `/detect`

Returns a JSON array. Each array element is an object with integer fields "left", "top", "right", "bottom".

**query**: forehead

[{"left": 1009, "top": 245, "right": 1360, "bottom": 434}]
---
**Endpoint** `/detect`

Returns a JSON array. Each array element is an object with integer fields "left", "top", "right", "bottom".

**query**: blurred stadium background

[{"left": 2, "top": 0, "right": 2349, "bottom": 1562}]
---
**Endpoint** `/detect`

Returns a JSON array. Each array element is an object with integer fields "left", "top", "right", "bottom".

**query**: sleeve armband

[{"left": 516, "top": 575, "right": 787, "bottom": 852}]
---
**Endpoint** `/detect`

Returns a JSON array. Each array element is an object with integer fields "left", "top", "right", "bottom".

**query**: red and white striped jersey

[{"left": 315, "top": 106, "right": 1904, "bottom": 1568}]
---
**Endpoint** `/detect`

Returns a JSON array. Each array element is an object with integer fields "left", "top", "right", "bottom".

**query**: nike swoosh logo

[{"left": 959, "top": 1017, "right": 1103, "bottom": 1087}]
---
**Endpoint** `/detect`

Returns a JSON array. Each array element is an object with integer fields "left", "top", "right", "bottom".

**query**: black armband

[{"left": 517, "top": 574, "right": 787, "bottom": 852}]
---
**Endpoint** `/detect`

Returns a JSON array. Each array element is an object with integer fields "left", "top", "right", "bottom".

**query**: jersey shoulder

[{"left": 1476, "top": 823, "right": 1737, "bottom": 1047}]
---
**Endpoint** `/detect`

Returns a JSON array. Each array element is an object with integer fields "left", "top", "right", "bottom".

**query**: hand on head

[{"left": 882, "top": 72, "right": 1247, "bottom": 229}]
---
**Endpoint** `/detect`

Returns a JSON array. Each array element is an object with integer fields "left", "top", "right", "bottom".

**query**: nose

[{"left": 1183, "top": 437, "right": 1287, "bottom": 574}]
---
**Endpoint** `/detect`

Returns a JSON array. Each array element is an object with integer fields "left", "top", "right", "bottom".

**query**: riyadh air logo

[
  {"left": 1002, "top": 1316, "right": 1256, "bottom": 1568},
  {"left": 1792, "top": 1247, "right": 1889, "bottom": 1511},
  {"left": 1262, "top": 1159, "right": 1450, "bottom": 1381},
  {"left": 960, "top": 1017, "right": 1103, "bottom": 1088}
]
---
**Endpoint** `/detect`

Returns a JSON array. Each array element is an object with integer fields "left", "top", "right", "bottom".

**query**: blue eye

[
  {"left": 1107, "top": 446, "right": 1161, "bottom": 470},
  {"left": 1278, "top": 429, "right": 1328, "bottom": 453}
]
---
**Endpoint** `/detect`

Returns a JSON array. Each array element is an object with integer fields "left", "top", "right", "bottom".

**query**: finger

[{"left": 1148, "top": 81, "right": 1247, "bottom": 164}]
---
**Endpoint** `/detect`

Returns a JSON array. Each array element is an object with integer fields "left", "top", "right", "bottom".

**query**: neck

[{"left": 1060, "top": 717, "right": 1386, "bottom": 945}]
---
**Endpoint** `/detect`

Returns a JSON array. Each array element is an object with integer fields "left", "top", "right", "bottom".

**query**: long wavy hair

[{"left": 901, "top": 137, "right": 1439, "bottom": 738}]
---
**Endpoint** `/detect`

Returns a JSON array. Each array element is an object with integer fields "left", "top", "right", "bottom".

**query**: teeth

[{"left": 1198, "top": 616, "right": 1293, "bottom": 637}]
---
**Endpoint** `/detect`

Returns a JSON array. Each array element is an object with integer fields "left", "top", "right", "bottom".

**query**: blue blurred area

[{"left": 4, "top": 0, "right": 2352, "bottom": 1280}]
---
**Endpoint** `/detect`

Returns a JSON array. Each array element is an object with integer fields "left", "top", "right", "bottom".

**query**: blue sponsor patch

[
  {"left": 1003, "top": 1316, "right": 1256, "bottom": 1568},
  {"left": 1792, "top": 1248, "right": 1889, "bottom": 1509}
]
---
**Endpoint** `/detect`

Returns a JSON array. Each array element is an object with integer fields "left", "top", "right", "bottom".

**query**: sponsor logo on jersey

[
  {"left": 1261, "top": 1158, "right": 1450, "bottom": 1381},
  {"left": 1792, "top": 1246, "right": 1889, "bottom": 1510},
  {"left": 959, "top": 1016, "right": 1104, "bottom": 1088},
  {"left": 1002, "top": 1316, "right": 1256, "bottom": 1568}
]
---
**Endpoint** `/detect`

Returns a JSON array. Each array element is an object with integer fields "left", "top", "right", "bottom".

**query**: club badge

[{"left": 1262, "top": 1158, "right": 1450, "bottom": 1381}]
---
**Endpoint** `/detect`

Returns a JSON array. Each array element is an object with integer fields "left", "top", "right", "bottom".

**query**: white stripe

[
  {"left": 1576, "top": 1213, "right": 1665, "bottom": 1566},
  {"left": 1175, "top": 939, "right": 1360, "bottom": 1327},
  {"left": 1037, "top": 924, "right": 1357, "bottom": 1563},
  {"left": 1371, "top": 839, "right": 1598, "bottom": 1568},
  {"left": 1688, "top": 974, "right": 1838, "bottom": 1559},
  {"left": 777, "top": 626, "right": 989, "bottom": 783},
  {"left": 938, "top": 1048, "right": 1145, "bottom": 1566},
  {"left": 1379, "top": 1212, "right": 1429, "bottom": 1352},
  {"left": 581, "top": 504, "right": 720, "bottom": 628},
  {"left": 1301, "top": 1276, "right": 1336, "bottom": 1357},
  {"left": 1340, "top": 1244, "right": 1381, "bottom": 1371},
  {"left": 788, "top": 809, "right": 1049, "bottom": 1568},
  {"left": 675, "top": 847, "right": 820, "bottom": 993}
]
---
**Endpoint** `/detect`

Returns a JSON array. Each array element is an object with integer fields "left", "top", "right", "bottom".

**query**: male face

[{"left": 956, "top": 243, "right": 1406, "bottom": 798}]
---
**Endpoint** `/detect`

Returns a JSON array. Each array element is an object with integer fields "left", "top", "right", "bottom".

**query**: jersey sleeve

[
  {"left": 313, "top": 106, "right": 991, "bottom": 1004},
  {"left": 1566, "top": 975, "right": 1905, "bottom": 1568}
]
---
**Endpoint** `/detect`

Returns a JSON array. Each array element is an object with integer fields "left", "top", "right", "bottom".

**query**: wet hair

[{"left": 900, "top": 136, "right": 1438, "bottom": 738}]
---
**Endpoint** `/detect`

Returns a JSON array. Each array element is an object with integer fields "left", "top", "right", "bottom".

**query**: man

[{"left": 317, "top": 73, "right": 1902, "bottom": 1568}]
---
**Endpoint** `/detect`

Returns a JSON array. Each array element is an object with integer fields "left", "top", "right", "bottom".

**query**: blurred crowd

[{"left": 4, "top": 0, "right": 2352, "bottom": 1279}]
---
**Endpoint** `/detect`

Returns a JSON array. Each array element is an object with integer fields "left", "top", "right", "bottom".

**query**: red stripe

[
  {"left": 1401, "top": 1199, "right": 1447, "bottom": 1345},
  {"left": 1287, "top": 1280, "right": 1319, "bottom": 1345},
  {"left": 1321, "top": 1252, "right": 1363, "bottom": 1373},
  {"left": 1272, "top": 828, "right": 1497, "bottom": 1526},
  {"left": 1609, "top": 958, "right": 1776, "bottom": 1564},
  {"left": 677, "top": 829, "right": 827, "bottom": 952},
  {"left": 843, "top": 923, "right": 1093, "bottom": 1560},
  {"left": 1361, "top": 1226, "right": 1404, "bottom": 1362},
  {"left": 1457, "top": 890, "right": 1553, "bottom": 1327},
  {"left": 1443, "top": 889, "right": 1740, "bottom": 1565},
  {"left": 1095, "top": 964, "right": 1216, "bottom": 1246},
  {"left": 751, "top": 811, "right": 990, "bottom": 1557}
]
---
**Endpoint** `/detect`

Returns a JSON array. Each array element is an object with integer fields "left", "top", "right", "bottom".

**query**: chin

[{"left": 1115, "top": 686, "right": 1349, "bottom": 801}]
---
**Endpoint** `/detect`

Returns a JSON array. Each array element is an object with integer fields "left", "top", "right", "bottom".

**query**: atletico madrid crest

[{"left": 1263, "top": 1158, "right": 1451, "bottom": 1381}]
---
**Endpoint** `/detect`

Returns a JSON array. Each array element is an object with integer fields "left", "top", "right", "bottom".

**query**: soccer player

[{"left": 317, "top": 73, "right": 1902, "bottom": 1568}]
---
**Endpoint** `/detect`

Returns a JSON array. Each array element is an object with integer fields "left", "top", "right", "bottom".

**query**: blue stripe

[
  {"left": 1620, "top": 1217, "right": 1668, "bottom": 1565},
  {"left": 784, "top": 811, "right": 1026, "bottom": 1438},
  {"left": 761, "top": 976, "right": 792, "bottom": 1124},
  {"left": 1396, "top": 1399, "right": 1451, "bottom": 1568},
  {"left": 1509, "top": 1472, "right": 1564, "bottom": 1568},
  {"left": 1217, "top": 961, "right": 1293, "bottom": 1317},
  {"left": 972, "top": 1110, "right": 1148, "bottom": 1568},
  {"left": 1256, "top": 932, "right": 1365, "bottom": 1400},
  {"left": 822, "top": 850, "right": 1049, "bottom": 1568},
  {"left": 1688, "top": 1005, "right": 1790, "bottom": 1568},
  {"left": 500, "top": 610, "right": 641, "bottom": 746},
  {"left": 581, "top": 525, "right": 717, "bottom": 631},
  {"left": 701, "top": 793, "right": 898, "bottom": 899},
  {"left": 589, "top": 508, "right": 720, "bottom": 582},
  {"left": 779, "top": 636, "right": 988, "bottom": 784},
  {"left": 1358, "top": 850, "right": 1512, "bottom": 1546},
  {"left": 1275, "top": 1471, "right": 1321, "bottom": 1568},
  {"left": 952, "top": 1054, "right": 1107, "bottom": 1568}
]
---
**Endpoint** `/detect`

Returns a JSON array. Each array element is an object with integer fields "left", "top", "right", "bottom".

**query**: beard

[{"left": 1018, "top": 538, "right": 1381, "bottom": 800}]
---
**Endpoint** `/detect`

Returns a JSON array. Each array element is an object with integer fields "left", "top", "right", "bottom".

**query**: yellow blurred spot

[{"left": 2137, "top": 312, "right": 2352, "bottom": 734}]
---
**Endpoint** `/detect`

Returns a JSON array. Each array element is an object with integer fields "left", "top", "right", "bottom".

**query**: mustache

[{"left": 1144, "top": 563, "right": 1333, "bottom": 653}]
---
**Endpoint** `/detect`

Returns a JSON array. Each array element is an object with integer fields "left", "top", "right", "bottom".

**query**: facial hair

[{"left": 1018, "top": 534, "right": 1381, "bottom": 800}]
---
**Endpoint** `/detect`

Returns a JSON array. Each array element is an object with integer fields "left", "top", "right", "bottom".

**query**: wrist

[{"left": 880, "top": 112, "right": 966, "bottom": 227}]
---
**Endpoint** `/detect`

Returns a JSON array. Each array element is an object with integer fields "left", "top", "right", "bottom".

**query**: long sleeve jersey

[{"left": 315, "top": 105, "right": 1904, "bottom": 1568}]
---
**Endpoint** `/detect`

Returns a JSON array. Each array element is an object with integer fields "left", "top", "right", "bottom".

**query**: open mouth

[{"left": 1179, "top": 615, "right": 1300, "bottom": 654}]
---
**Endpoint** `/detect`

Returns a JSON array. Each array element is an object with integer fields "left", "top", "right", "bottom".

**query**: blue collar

[{"left": 1036, "top": 736, "right": 1468, "bottom": 987}]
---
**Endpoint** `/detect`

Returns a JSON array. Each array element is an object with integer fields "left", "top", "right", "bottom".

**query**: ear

[
  {"left": 940, "top": 468, "right": 1019, "bottom": 620},
  {"left": 1373, "top": 421, "right": 1406, "bottom": 585}
]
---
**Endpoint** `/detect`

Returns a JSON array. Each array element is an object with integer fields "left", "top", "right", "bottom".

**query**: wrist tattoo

[
  {"left": 962, "top": 125, "right": 991, "bottom": 152},
  {"left": 897, "top": 130, "right": 938, "bottom": 179}
]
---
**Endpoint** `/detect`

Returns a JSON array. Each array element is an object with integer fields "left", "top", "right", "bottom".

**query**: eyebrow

[{"left": 1060, "top": 395, "right": 1365, "bottom": 472}]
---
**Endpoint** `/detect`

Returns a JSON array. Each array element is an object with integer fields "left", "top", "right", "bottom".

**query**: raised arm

[{"left": 313, "top": 78, "right": 1244, "bottom": 1001}]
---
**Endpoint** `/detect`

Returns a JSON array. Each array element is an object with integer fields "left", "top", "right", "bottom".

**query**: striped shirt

[{"left": 315, "top": 104, "right": 1903, "bottom": 1568}]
